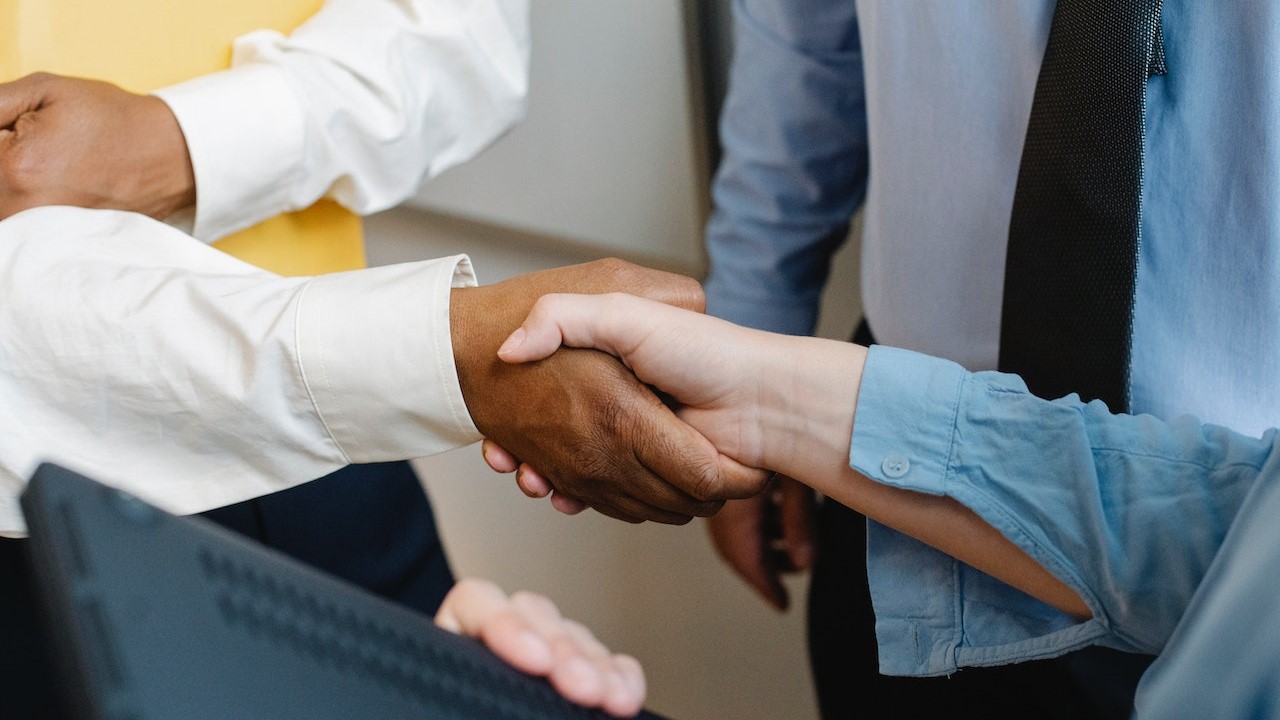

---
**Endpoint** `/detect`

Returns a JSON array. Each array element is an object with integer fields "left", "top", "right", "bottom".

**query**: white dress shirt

[
  {"left": 156, "top": 0, "right": 530, "bottom": 242},
  {"left": 0, "top": 208, "right": 482, "bottom": 536},
  {"left": 0, "top": 0, "right": 530, "bottom": 536}
]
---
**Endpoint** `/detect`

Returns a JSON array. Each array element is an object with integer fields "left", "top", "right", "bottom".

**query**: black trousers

[
  {"left": 806, "top": 320, "right": 1154, "bottom": 720},
  {"left": 1, "top": 460, "right": 453, "bottom": 720}
]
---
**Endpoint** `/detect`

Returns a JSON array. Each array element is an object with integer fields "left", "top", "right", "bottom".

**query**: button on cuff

[{"left": 881, "top": 455, "right": 911, "bottom": 479}]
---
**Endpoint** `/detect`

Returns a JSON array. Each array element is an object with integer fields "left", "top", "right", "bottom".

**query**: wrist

[
  {"left": 139, "top": 95, "right": 197, "bottom": 218},
  {"left": 760, "top": 336, "right": 866, "bottom": 487}
]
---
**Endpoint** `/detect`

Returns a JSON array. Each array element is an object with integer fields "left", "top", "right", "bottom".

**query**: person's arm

[
  {"left": 700, "top": 0, "right": 869, "bottom": 610},
  {"left": 0, "top": 207, "right": 475, "bottom": 536},
  {"left": 0, "top": 209, "right": 761, "bottom": 536},
  {"left": 495, "top": 292, "right": 1276, "bottom": 662},
  {"left": 435, "top": 578, "right": 646, "bottom": 718},
  {"left": 703, "top": 0, "right": 867, "bottom": 335},
  {"left": 0, "top": 0, "right": 530, "bottom": 239}
]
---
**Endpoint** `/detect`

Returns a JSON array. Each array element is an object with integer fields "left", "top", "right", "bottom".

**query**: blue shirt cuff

[{"left": 850, "top": 346, "right": 1103, "bottom": 676}]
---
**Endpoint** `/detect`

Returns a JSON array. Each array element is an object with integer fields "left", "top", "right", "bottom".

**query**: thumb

[
  {"left": 497, "top": 292, "right": 648, "bottom": 364},
  {"left": 0, "top": 73, "right": 54, "bottom": 131}
]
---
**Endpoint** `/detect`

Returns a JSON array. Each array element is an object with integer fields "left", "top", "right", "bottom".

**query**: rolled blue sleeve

[
  {"left": 850, "top": 346, "right": 1277, "bottom": 677},
  {"left": 703, "top": 0, "right": 868, "bottom": 335}
]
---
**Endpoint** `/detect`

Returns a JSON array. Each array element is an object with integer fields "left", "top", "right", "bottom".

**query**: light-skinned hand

[{"left": 436, "top": 578, "right": 646, "bottom": 717}]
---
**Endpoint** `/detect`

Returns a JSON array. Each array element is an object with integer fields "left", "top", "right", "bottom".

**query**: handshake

[
  {"left": 450, "top": 258, "right": 857, "bottom": 527},
  {"left": 449, "top": 258, "right": 794, "bottom": 525}
]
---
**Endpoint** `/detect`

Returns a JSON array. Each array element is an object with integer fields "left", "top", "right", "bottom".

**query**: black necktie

[{"left": 998, "top": 0, "right": 1166, "bottom": 412}]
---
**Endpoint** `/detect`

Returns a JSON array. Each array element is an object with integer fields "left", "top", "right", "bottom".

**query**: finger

[
  {"left": 609, "top": 654, "right": 647, "bottom": 718},
  {"left": 706, "top": 497, "right": 788, "bottom": 611},
  {"left": 548, "top": 490, "right": 589, "bottom": 515},
  {"left": 508, "top": 593, "right": 608, "bottom": 710},
  {"left": 549, "top": 635, "right": 608, "bottom": 708},
  {"left": 777, "top": 476, "right": 817, "bottom": 571},
  {"left": 0, "top": 73, "right": 52, "bottom": 130},
  {"left": 578, "top": 489, "right": 696, "bottom": 525},
  {"left": 558, "top": 620, "right": 642, "bottom": 717},
  {"left": 482, "top": 439, "right": 520, "bottom": 473},
  {"left": 516, "top": 464, "right": 553, "bottom": 498},
  {"left": 598, "top": 499, "right": 687, "bottom": 525},
  {"left": 434, "top": 578, "right": 555, "bottom": 676},
  {"left": 634, "top": 405, "right": 771, "bottom": 504},
  {"left": 498, "top": 293, "right": 656, "bottom": 364}
]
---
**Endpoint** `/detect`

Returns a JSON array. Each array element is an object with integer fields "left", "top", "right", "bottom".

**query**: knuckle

[
  {"left": 510, "top": 590, "right": 556, "bottom": 617},
  {"left": 684, "top": 461, "right": 726, "bottom": 502},
  {"left": 593, "top": 257, "right": 636, "bottom": 289}
]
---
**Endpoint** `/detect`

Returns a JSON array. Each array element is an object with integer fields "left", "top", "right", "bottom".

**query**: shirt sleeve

[
  {"left": 849, "top": 345, "right": 1276, "bottom": 677},
  {"left": 703, "top": 0, "right": 868, "bottom": 335},
  {"left": 152, "top": 0, "right": 530, "bottom": 242},
  {"left": 0, "top": 207, "right": 481, "bottom": 537}
]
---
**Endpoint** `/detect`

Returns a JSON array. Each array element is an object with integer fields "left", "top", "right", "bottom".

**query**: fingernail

[{"left": 497, "top": 327, "right": 526, "bottom": 357}]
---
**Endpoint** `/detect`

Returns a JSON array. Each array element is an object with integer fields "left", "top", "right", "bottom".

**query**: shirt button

[{"left": 881, "top": 455, "right": 911, "bottom": 479}]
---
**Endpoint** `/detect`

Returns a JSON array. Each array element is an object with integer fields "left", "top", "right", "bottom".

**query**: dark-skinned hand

[
  {"left": 705, "top": 477, "right": 815, "bottom": 611},
  {"left": 0, "top": 73, "right": 195, "bottom": 221},
  {"left": 451, "top": 258, "right": 770, "bottom": 524}
]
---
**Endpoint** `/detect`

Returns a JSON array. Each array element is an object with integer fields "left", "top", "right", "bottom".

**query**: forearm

[
  {"left": 156, "top": 0, "right": 530, "bottom": 241},
  {"left": 757, "top": 335, "right": 1088, "bottom": 617},
  {"left": 854, "top": 346, "right": 1276, "bottom": 660}
]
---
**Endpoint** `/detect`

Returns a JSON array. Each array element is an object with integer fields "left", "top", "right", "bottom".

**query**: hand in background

[
  {"left": 436, "top": 578, "right": 646, "bottom": 718},
  {"left": 451, "top": 259, "right": 770, "bottom": 525},
  {"left": 706, "top": 478, "right": 815, "bottom": 612},
  {"left": 0, "top": 73, "right": 196, "bottom": 221}
]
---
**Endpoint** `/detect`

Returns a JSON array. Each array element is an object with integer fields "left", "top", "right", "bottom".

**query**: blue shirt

[
  {"left": 705, "top": 0, "right": 1280, "bottom": 437},
  {"left": 704, "top": 2, "right": 1280, "bottom": 712},
  {"left": 854, "top": 346, "right": 1280, "bottom": 718}
]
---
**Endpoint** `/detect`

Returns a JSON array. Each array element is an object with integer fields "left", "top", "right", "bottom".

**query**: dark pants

[
  {"left": 806, "top": 320, "right": 1153, "bottom": 719},
  {"left": 1, "top": 460, "right": 453, "bottom": 720}
]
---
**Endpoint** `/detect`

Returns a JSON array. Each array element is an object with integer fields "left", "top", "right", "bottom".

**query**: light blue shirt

[
  {"left": 854, "top": 346, "right": 1280, "bottom": 718},
  {"left": 705, "top": 0, "right": 1280, "bottom": 436}
]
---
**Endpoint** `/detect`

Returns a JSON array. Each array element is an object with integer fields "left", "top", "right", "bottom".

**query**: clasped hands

[
  {"left": 450, "top": 260, "right": 773, "bottom": 524},
  {"left": 467, "top": 286, "right": 816, "bottom": 528}
]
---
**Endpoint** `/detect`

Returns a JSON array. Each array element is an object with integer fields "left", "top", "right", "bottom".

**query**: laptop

[{"left": 20, "top": 462, "right": 670, "bottom": 720}]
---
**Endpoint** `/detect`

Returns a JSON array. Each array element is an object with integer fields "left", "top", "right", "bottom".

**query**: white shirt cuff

[
  {"left": 296, "top": 254, "right": 482, "bottom": 462},
  {"left": 154, "top": 61, "right": 306, "bottom": 243}
]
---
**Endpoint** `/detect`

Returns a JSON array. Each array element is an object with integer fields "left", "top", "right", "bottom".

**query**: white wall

[{"left": 409, "top": 0, "right": 709, "bottom": 271}]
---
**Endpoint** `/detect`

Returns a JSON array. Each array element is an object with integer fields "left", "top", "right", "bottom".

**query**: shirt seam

[
  {"left": 434, "top": 263, "right": 472, "bottom": 439},
  {"left": 294, "top": 279, "right": 353, "bottom": 465}
]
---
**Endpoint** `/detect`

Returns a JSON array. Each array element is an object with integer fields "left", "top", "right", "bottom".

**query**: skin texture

[
  {"left": 0, "top": 73, "right": 196, "bottom": 221},
  {"left": 436, "top": 578, "right": 646, "bottom": 717},
  {"left": 451, "top": 260, "right": 771, "bottom": 524},
  {"left": 490, "top": 291, "right": 1090, "bottom": 619}
]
